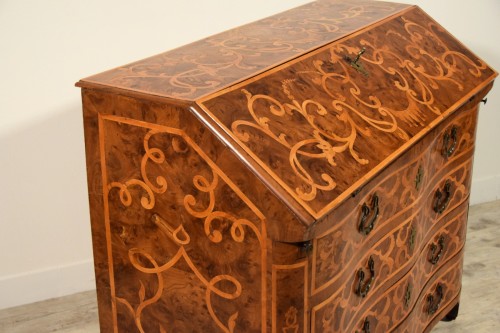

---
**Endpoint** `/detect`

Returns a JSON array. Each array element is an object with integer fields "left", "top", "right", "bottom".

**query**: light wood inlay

[{"left": 99, "top": 115, "right": 267, "bottom": 332}]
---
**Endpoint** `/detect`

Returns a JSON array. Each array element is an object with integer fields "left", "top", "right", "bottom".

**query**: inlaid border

[{"left": 272, "top": 261, "right": 309, "bottom": 333}]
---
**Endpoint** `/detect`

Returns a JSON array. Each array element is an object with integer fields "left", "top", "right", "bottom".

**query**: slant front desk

[{"left": 77, "top": 1, "right": 497, "bottom": 332}]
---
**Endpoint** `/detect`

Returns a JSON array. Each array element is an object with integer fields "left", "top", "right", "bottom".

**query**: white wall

[{"left": 0, "top": 0, "right": 498, "bottom": 309}]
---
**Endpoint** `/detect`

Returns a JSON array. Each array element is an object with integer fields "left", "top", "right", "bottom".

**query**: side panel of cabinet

[{"left": 81, "top": 89, "right": 307, "bottom": 332}]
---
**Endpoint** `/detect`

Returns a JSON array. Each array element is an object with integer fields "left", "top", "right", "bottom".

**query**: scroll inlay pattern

[
  {"left": 200, "top": 8, "right": 493, "bottom": 216},
  {"left": 99, "top": 115, "right": 267, "bottom": 333}
]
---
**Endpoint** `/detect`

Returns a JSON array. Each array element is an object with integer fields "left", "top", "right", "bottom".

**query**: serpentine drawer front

[{"left": 77, "top": 1, "right": 496, "bottom": 332}]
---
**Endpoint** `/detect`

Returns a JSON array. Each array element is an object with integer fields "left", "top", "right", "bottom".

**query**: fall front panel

[{"left": 199, "top": 7, "right": 495, "bottom": 218}]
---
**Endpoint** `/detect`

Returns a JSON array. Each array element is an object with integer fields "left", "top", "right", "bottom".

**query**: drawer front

[
  {"left": 311, "top": 215, "right": 415, "bottom": 332},
  {"left": 428, "top": 105, "right": 479, "bottom": 181},
  {"left": 351, "top": 202, "right": 468, "bottom": 333},
  {"left": 395, "top": 254, "right": 464, "bottom": 333},
  {"left": 311, "top": 105, "right": 477, "bottom": 295},
  {"left": 310, "top": 199, "right": 468, "bottom": 333},
  {"left": 353, "top": 249, "right": 464, "bottom": 333},
  {"left": 424, "top": 105, "right": 479, "bottom": 218}
]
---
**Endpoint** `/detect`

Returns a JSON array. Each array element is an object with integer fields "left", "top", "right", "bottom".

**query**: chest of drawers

[{"left": 77, "top": 1, "right": 497, "bottom": 332}]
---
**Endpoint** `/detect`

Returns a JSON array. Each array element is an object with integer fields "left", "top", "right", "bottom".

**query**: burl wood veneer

[{"left": 77, "top": 1, "right": 497, "bottom": 332}]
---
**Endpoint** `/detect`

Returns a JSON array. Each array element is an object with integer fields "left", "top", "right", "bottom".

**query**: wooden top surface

[
  {"left": 78, "top": 0, "right": 410, "bottom": 100},
  {"left": 198, "top": 6, "right": 497, "bottom": 219}
]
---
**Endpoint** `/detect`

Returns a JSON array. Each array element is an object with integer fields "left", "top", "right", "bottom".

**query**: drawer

[
  {"left": 310, "top": 199, "right": 469, "bottom": 333},
  {"left": 429, "top": 105, "right": 479, "bottom": 177},
  {"left": 312, "top": 192, "right": 417, "bottom": 295},
  {"left": 349, "top": 201, "right": 468, "bottom": 333},
  {"left": 352, "top": 248, "right": 464, "bottom": 333},
  {"left": 311, "top": 213, "right": 416, "bottom": 332},
  {"left": 394, "top": 253, "right": 464, "bottom": 333}
]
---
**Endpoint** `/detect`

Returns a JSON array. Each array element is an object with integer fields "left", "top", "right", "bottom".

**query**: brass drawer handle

[
  {"left": 355, "top": 318, "right": 371, "bottom": 333},
  {"left": 427, "top": 284, "right": 444, "bottom": 315},
  {"left": 441, "top": 126, "right": 458, "bottom": 158},
  {"left": 429, "top": 235, "right": 446, "bottom": 265},
  {"left": 356, "top": 256, "right": 375, "bottom": 298},
  {"left": 433, "top": 180, "right": 452, "bottom": 214},
  {"left": 359, "top": 193, "right": 379, "bottom": 235}
]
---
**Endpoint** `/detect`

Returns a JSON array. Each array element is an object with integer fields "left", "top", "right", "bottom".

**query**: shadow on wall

[{"left": 0, "top": 104, "right": 95, "bottom": 309}]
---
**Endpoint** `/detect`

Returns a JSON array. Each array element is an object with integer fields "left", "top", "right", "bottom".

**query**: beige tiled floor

[{"left": 1, "top": 200, "right": 499, "bottom": 332}]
